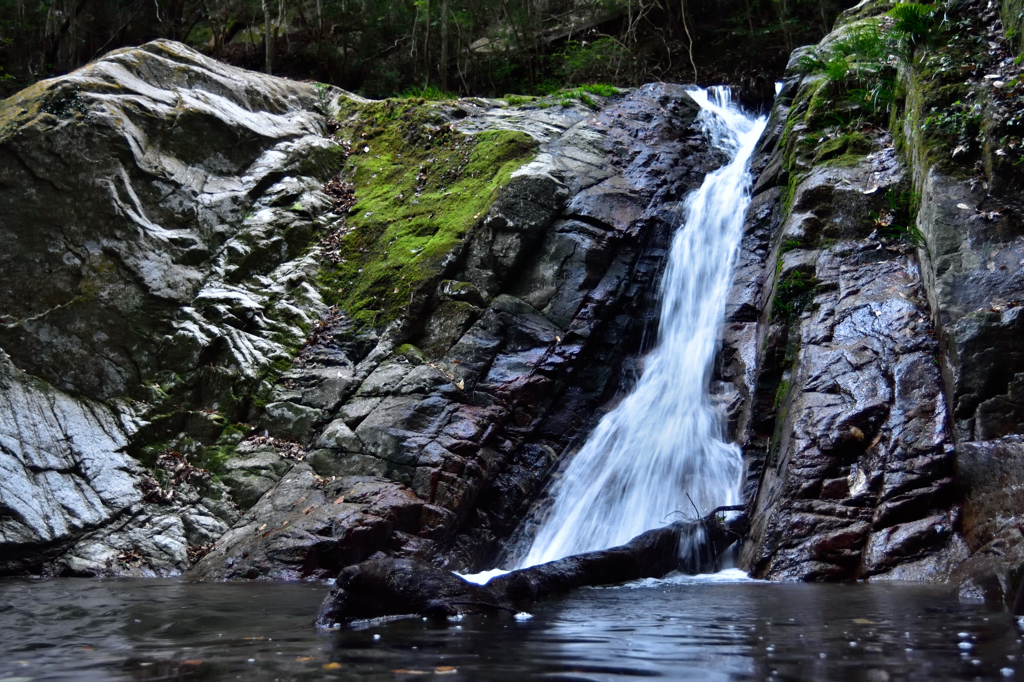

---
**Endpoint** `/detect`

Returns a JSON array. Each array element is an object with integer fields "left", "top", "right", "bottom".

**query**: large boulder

[
  {"left": 1, "top": 40, "right": 726, "bottom": 579},
  {"left": 0, "top": 40, "right": 338, "bottom": 575}
]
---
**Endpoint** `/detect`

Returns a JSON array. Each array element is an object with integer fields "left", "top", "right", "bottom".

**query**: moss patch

[
  {"left": 319, "top": 96, "right": 537, "bottom": 327},
  {"left": 814, "top": 131, "right": 874, "bottom": 165},
  {"left": 771, "top": 269, "right": 820, "bottom": 321}
]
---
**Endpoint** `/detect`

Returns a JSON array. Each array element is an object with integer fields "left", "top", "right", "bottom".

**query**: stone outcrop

[
  {"left": 189, "top": 82, "right": 723, "bottom": 580},
  {"left": 0, "top": 39, "right": 333, "bottom": 575},
  {"left": 728, "top": 0, "right": 1024, "bottom": 597},
  {"left": 0, "top": 39, "right": 722, "bottom": 578}
]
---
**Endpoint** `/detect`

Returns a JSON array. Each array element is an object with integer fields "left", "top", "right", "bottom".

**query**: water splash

[{"left": 519, "top": 88, "right": 767, "bottom": 568}]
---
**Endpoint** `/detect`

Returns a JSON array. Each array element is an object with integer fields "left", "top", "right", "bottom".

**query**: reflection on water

[{"left": 0, "top": 577, "right": 1021, "bottom": 680}]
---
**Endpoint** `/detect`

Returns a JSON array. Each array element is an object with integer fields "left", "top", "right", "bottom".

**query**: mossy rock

[
  {"left": 815, "top": 132, "right": 875, "bottom": 165},
  {"left": 318, "top": 96, "right": 538, "bottom": 328}
]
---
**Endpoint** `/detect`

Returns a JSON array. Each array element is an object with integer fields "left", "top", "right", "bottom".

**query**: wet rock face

[
  {"left": 915, "top": 173, "right": 1024, "bottom": 444},
  {"left": 0, "top": 40, "right": 330, "bottom": 576},
  {"left": 724, "top": 102, "right": 963, "bottom": 580},
  {"left": 730, "top": 0, "right": 1024, "bottom": 591},
  {"left": 0, "top": 40, "right": 720, "bottom": 578},
  {"left": 190, "top": 83, "right": 719, "bottom": 580},
  {"left": 0, "top": 39, "right": 329, "bottom": 401}
]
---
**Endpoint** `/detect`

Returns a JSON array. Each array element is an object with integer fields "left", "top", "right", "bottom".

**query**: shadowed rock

[{"left": 315, "top": 509, "right": 747, "bottom": 626}]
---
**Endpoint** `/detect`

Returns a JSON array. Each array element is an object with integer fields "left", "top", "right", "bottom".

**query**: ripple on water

[{"left": 0, "top": 578, "right": 1021, "bottom": 680}]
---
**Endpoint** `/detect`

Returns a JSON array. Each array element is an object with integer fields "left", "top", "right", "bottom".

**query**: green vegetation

[
  {"left": 401, "top": 86, "right": 460, "bottom": 101},
  {"left": 318, "top": 95, "right": 537, "bottom": 327},
  {"left": 888, "top": 2, "right": 938, "bottom": 54},
  {"left": 872, "top": 187, "right": 926, "bottom": 249},
  {"left": 0, "top": 0, "right": 855, "bottom": 101},
  {"left": 772, "top": 269, "right": 819, "bottom": 320},
  {"left": 814, "top": 131, "right": 874, "bottom": 165},
  {"left": 774, "top": 378, "right": 791, "bottom": 410}
]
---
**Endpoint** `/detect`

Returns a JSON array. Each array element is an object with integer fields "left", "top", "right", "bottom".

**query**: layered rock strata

[
  {"left": 0, "top": 40, "right": 722, "bottom": 578},
  {"left": 728, "top": 0, "right": 1024, "bottom": 597}
]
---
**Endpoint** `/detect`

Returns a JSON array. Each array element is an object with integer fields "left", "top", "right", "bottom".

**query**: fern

[{"left": 888, "top": 3, "right": 937, "bottom": 52}]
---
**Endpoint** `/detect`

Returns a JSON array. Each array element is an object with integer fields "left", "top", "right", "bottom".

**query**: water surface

[{"left": 2, "top": 577, "right": 1022, "bottom": 680}]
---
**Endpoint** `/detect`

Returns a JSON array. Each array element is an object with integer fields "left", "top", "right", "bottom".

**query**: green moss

[
  {"left": 778, "top": 238, "right": 804, "bottom": 256},
  {"left": 774, "top": 378, "right": 791, "bottom": 410},
  {"left": 771, "top": 270, "right": 820, "bottom": 321},
  {"left": 0, "top": 81, "right": 54, "bottom": 141},
  {"left": 199, "top": 444, "right": 235, "bottom": 474},
  {"left": 1007, "top": 0, "right": 1024, "bottom": 52},
  {"left": 319, "top": 96, "right": 537, "bottom": 327},
  {"left": 780, "top": 171, "right": 804, "bottom": 218},
  {"left": 299, "top": 144, "right": 350, "bottom": 177},
  {"left": 814, "top": 132, "right": 874, "bottom": 165}
]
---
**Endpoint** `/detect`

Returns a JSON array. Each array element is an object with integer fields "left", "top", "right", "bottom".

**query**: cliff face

[
  {"left": 0, "top": 40, "right": 720, "bottom": 578},
  {"left": 729, "top": 0, "right": 1024, "bottom": 600},
  {"left": 0, "top": 40, "right": 330, "bottom": 575},
  {"left": 6, "top": 2, "right": 1024, "bottom": 598}
]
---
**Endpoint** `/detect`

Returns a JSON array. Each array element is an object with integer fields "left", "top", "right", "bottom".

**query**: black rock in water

[{"left": 315, "top": 508, "right": 748, "bottom": 627}]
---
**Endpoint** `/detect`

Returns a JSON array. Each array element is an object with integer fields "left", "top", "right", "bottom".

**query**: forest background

[{"left": 0, "top": 0, "right": 853, "bottom": 101}]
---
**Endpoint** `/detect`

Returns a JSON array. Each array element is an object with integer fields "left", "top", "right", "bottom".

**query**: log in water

[{"left": 315, "top": 508, "right": 748, "bottom": 626}]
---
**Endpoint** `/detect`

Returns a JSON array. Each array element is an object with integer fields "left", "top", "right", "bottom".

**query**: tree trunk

[
  {"left": 439, "top": 0, "right": 449, "bottom": 93},
  {"left": 262, "top": 0, "right": 273, "bottom": 74},
  {"left": 316, "top": 508, "right": 748, "bottom": 627},
  {"left": 423, "top": 0, "right": 431, "bottom": 89}
]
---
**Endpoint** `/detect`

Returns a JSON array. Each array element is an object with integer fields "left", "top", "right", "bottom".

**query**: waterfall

[{"left": 518, "top": 88, "right": 767, "bottom": 569}]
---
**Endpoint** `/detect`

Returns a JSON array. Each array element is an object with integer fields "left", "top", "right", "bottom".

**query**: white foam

[{"left": 455, "top": 568, "right": 511, "bottom": 585}]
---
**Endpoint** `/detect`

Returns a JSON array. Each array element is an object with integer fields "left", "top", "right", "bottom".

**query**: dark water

[{"left": 1, "top": 573, "right": 1023, "bottom": 681}]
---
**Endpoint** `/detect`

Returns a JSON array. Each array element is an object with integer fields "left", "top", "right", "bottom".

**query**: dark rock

[
  {"left": 315, "top": 510, "right": 747, "bottom": 626},
  {"left": 187, "top": 82, "right": 722, "bottom": 580}
]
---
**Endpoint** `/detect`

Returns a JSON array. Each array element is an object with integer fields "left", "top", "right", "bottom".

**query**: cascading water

[{"left": 518, "top": 87, "right": 767, "bottom": 568}]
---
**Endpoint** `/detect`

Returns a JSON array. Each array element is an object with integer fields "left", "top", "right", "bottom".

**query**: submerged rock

[{"left": 315, "top": 509, "right": 748, "bottom": 626}]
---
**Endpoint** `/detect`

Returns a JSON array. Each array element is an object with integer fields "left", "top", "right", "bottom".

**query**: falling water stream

[
  {"left": 5, "top": 88, "right": 1024, "bottom": 682},
  {"left": 520, "top": 88, "right": 767, "bottom": 567}
]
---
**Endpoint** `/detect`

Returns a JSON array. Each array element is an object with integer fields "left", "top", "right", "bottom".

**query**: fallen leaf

[
  {"left": 455, "top": 379, "right": 465, "bottom": 390},
  {"left": 957, "top": 203, "right": 972, "bottom": 210},
  {"left": 323, "top": 661, "right": 343, "bottom": 670},
  {"left": 296, "top": 656, "right": 314, "bottom": 662},
  {"left": 181, "top": 659, "right": 203, "bottom": 665},
  {"left": 333, "top": 496, "right": 345, "bottom": 505},
  {"left": 853, "top": 618, "right": 876, "bottom": 624},
  {"left": 435, "top": 666, "right": 458, "bottom": 674},
  {"left": 302, "top": 505, "right": 315, "bottom": 515},
  {"left": 257, "top": 523, "right": 267, "bottom": 531}
]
